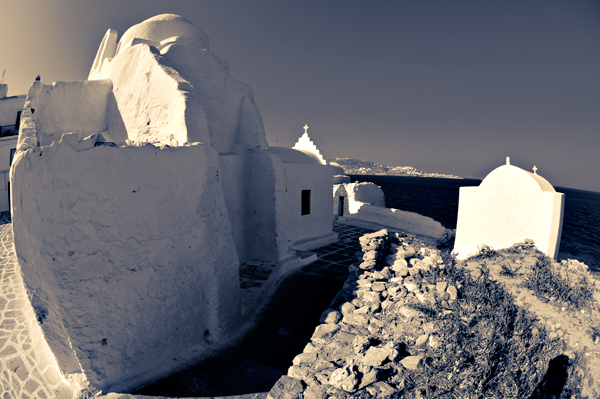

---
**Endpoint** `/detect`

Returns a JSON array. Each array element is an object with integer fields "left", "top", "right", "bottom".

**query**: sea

[{"left": 349, "top": 175, "right": 600, "bottom": 274}]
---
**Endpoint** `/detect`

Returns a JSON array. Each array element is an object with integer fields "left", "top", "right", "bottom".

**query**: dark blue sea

[{"left": 349, "top": 175, "right": 600, "bottom": 274}]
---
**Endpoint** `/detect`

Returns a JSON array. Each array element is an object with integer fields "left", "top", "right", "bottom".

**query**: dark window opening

[
  {"left": 338, "top": 196, "right": 345, "bottom": 216},
  {"left": 301, "top": 190, "right": 311, "bottom": 215},
  {"left": 9, "top": 149, "right": 16, "bottom": 166},
  {"left": 15, "top": 111, "right": 21, "bottom": 132}
]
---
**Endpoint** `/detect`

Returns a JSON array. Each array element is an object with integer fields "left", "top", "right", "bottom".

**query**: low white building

[
  {"left": 10, "top": 14, "right": 335, "bottom": 393},
  {"left": 453, "top": 157, "right": 564, "bottom": 259},
  {"left": 0, "top": 84, "right": 26, "bottom": 212}
]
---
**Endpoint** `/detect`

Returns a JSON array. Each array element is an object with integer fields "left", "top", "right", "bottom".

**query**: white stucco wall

[
  {"left": 25, "top": 80, "right": 113, "bottom": 146},
  {"left": 10, "top": 136, "right": 241, "bottom": 392},
  {"left": 0, "top": 94, "right": 25, "bottom": 128},
  {"left": 282, "top": 163, "right": 334, "bottom": 245},
  {"left": 453, "top": 164, "right": 564, "bottom": 259},
  {"left": 334, "top": 182, "right": 446, "bottom": 242},
  {"left": 108, "top": 44, "right": 205, "bottom": 147},
  {"left": 158, "top": 43, "right": 269, "bottom": 154}
]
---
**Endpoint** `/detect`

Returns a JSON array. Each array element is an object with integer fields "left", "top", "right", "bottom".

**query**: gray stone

[
  {"left": 353, "top": 335, "right": 371, "bottom": 355},
  {"left": 362, "top": 346, "right": 391, "bottom": 367},
  {"left": 400, "top": 355, "right": 424, "bottom": 371},
  {"left": 311, "top": 324, "right": 341, "bottom": 344},
  {"left": 267, "top": 376, "right": 305, "bottom": 399},
  {"left": 340, "top": 302, "right": 356, "bottom": 316},
  {"left": 293, "top": 352, "right": 318, "bottom": 366},
  {"left": 446, "top": 285, "right": 458, "bottom": 300},
  {"left": 415, "top": 333, "right": 429, "bottom": 347},
  {"left": 436, "top": 281, "right": 448, "bottom": 294},
  {"left": 371, "top": 282, "right": 386, "bottom": 292},
  {"left": 319, "top": 309, "right": 342, "bottom": 324},
  {"left": 359, "top": 260, "right": 376, "bottom": 270},
  {"left": 343, "top": 313, "right": 368, "bottom": 326},
  {"left": 303, "top": 385, "right": 327, "bottom": 399},
  {"left": 358, "top": 367, "right": 377, "bottom": 389},
  {"left": 335, "top": 330, "right": 356, "bottom": 345},
  {"left": 329, "top": 366, "right": 359, "bottom": 392},
  {"left": 366, "top": 381, "right": 397, "bottom": 397}
]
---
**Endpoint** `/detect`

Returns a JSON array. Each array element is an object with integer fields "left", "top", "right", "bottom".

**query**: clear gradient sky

[{"left": 2, "top": 0, "right": 599, "bottom": 192}]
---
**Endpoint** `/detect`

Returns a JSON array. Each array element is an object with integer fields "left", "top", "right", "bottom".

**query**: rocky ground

[{"left": 267, "top": 230, "right": 600, "bottom": 399}]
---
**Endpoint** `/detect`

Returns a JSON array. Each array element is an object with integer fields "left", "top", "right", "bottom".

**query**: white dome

[{"left": 117, "top": 14, "right": 209, "bottom": 55}]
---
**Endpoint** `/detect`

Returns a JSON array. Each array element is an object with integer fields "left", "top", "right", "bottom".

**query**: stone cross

[
  {"left": 533, "top": 165, "right": 538, "bottom": 175},
  {"left": 304, "top": 124, "right": 309, "bottom": 134},
  {"left": 506, "top": 156, "right": 510, "bottom": 165}
]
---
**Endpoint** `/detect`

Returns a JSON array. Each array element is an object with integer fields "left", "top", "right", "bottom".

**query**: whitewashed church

[{"left": 10, "top": 14, "right": 336, "bottom": 393}]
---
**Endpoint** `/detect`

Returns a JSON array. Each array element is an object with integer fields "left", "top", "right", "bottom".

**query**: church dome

[
  {"left": 116, "top": 14, "right": 209, "bottom": 55},
  {"left": 269, "top": 147, "right": 324, "bottom": 165}
]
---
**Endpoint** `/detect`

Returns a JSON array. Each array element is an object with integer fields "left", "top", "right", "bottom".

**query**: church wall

[
  {"left": 107, "top": 44, "right": 207, "bottom": 147},
  {"left": 453, "top": 165, "right": 564, "bottom": 259},
  {"left": 29, "top": 80, "right": 112, "bottom": 146},
  {"left": 283, "top": 163, "right": 334, "bottom": 244},
  {"left": 10, "top": 137, "right": 241, "bottom": 392},
  {"left": 219, "top": 154, "right": 250, "bottom": 261},
  {"left": 0, "top": 94, "right": 26, "bottom": 129}
]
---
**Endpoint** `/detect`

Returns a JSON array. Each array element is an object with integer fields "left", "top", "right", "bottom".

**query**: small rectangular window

[
  {"left": 301, "top": 190, "right": 311, "bottom": 215},
  {"left": 15, "top": 111, "right": 21, "bottom": 132},
  {"left": 9, "top": 149, "right": 16, "bottom": 166}
]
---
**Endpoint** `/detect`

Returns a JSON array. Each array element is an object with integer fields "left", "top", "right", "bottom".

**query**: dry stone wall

[{"left": 267, "top": 229, "right": 459, "bottom": 398}]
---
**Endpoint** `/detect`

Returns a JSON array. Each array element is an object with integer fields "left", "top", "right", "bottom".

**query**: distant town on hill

[{"left": 331, "top": 158, "right": 464, "bottom": 179}]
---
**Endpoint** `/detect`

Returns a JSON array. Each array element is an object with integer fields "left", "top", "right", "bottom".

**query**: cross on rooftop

[
  {"left": 304, "top": 124, "right": 309, "bottom": 134},
  {"left": 533, "top": 165, "right": 538, "bottom": 175}
]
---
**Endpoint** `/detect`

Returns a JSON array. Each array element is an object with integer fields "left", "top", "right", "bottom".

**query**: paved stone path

[
  {"left": 134, "top": 222, "right": 373, "bottom": 397},
  {"left": 0, "top": 223, "right": 75, "bottom": 399},
  {"left": 0, "top": 218, "right": 373, "bottom": 398}
]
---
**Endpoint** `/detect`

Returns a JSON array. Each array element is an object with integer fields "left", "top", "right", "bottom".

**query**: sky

[{"left": 1, "top": 0, "right": 599, "bottom": 192}]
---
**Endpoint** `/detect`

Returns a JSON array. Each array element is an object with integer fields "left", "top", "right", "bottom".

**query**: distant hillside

[{"left": 331, "top": 158, "right": 463, "bottom": 179}]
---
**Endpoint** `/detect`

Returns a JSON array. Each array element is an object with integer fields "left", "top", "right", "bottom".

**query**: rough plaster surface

[
  {"left": 453, "top": 164, "right": 564, "bottom": 260},
  {"left": 32, "top": 80, "right": 113, "bottom": 146},
  {"left": 108, "top": 44, "right": 203, "bottom": 147},
  {"left": 334, "top": 182, "right": 446, "bottom": 241},
  {"left": 159, "top": 43, "right": 269, "bottom": 154},
  {"left": 0, "top": 93, "right": 26, "bottom": 128},
  {"left": 11, "top": 139, "right": 241, "bottom": 392},
  {"left": 8, "top": 13, "right": 337, "bottom": 394},
  {"left": 281, "top": 162, "right": 334, "bottom": 245}
]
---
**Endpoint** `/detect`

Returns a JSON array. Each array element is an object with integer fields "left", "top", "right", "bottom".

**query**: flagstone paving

[
  {"left": 0, "top": 214, "right": 373, "bottom": 398},
  {"left": 0, "top": 223, "right": 75, "bottom": 399}
]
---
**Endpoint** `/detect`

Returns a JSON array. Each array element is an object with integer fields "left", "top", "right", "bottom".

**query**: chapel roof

[
  {"left": 116, "top": 13, "right": 209, "bottom": 56},
  {"left": 269, "top": 147, "right": 324, "bottom": 165}
]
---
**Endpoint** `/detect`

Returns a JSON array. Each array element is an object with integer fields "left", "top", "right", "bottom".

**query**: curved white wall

[
  {"left": 11, "top": 139, "right": 240, "bottom": 392},
  {"left": 454, "top": 164, "right": 564, "bottom": 259}
]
